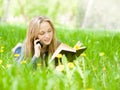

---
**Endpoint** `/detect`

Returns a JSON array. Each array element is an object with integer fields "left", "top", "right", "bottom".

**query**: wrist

[
  {"left": 31, "top": 55, "right": 38, "bottom": 64},
  {"left": 34, "top": 54, "right": 39, "bottom": 58}
]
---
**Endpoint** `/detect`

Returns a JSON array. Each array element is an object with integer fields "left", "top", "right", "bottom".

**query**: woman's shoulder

[
  {"left": 11, "top": 41, "right": 26, "bottom": 62},
  {"left": 12, "top": 43, "right": 23, "bottom": 54}
]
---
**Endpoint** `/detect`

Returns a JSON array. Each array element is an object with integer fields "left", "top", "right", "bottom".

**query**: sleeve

[
  {"left": 17, "top": 45, "right": 25, "bottom": 63},
  {"left": 13, "top": 42, "right": 39, "bottom": 69},
  {"left": 30, "top": 55, "right": 39, "bottom": 70},
  {"left": 13, "top": 43, "right": 25, "bottom": 63}
]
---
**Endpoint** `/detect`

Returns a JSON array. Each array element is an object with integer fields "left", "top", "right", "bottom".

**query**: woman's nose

[{"left": 45, "top": 33, "right": 50, "bottom": 38}]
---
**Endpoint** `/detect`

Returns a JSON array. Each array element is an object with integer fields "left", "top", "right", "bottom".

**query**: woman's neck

[{"left": 41, "top": 45, "right": 48, "bottom": 54}]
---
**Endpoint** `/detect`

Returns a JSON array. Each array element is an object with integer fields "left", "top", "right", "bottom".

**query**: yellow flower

[
  {"left": 0, "top": 46, "right": 4, "bottom": 53},
  {"left": 56, "top": 54, "right": 62, "bottom": 59},
  {"left": 0, "top": 49, "right": 4, "bottom": 53},
  {"left": 80, "top": 53, "right": 86, "bottom": 57},
  {"left": 67, "top": 62, "right": 75, "bottom": 69},
  {"left": 86, "top": 88, "right": 94, "bottom": 90},
  {"left": 21, "top": 60, "right": 27, "bottom": 64},
  {"left": 99, "top": 52, "right": 105, "bottom": 56},
  {"left": 103, "top": 67, "right": 106, "bottom": 71},
  {"left": 1, "top": 46, "right": 4, "bottom": 49},
  {"left": 6, "top": 64, "right": 11, "bottom": 68},
  {"left": 0, "top": 60, "right": 3, "bottom": 65},
  {"left": 14, "top": 54, "right": 20, "bottom": 57},
  {"left": 37, "top": 63, "right": 42, "bottom": 67},
  {"left": 55, "top": 65, "right": 64, "bottom": 72},
  {"left": 74, "top": 45, "right": 80, "bottom": 50}
]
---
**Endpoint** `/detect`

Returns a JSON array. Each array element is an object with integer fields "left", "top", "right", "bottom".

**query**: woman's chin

[{"left": 44, "top": 42, "right": 51, "bottom": 45}]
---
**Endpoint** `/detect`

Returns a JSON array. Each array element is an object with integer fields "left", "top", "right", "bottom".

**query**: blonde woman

[{"left": 12, "top": 16, "right": 61, "bottom": 69}]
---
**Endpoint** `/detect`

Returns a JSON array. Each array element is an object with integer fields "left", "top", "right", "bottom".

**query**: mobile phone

[
  {"left": 35, "top": 37, "right": 43, "bottom": 48},
  {"left": 36, "top": 41, "right": 43, "bottom": 48}
]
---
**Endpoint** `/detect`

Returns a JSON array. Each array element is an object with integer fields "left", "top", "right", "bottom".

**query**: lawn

[{"left": 0, "top": 24, "right": 120, "bottom": 90}]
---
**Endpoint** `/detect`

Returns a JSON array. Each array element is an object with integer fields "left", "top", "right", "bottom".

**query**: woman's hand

[{"left": 34, "top": 39, "right": 42, "bottom": 58}]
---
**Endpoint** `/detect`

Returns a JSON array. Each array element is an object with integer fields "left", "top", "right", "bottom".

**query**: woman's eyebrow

[{"left": 48, "top": 27, "right": 52, "bottom": 30}]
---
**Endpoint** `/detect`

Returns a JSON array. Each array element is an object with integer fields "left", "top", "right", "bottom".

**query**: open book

[{"left": 49, "top": 41, "right": 87, "bottom": 63}]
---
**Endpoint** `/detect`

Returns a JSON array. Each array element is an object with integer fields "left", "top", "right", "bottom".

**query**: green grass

[{"left": 0, "top": 24, "right": 120, "bottom": 90}]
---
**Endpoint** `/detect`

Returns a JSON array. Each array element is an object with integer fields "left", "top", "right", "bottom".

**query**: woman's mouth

[{"left": 44, "top": 38, "right": 50, "bottom": 42}]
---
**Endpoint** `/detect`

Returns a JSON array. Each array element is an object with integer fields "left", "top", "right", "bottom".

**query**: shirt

[{"left": 13, "top": 41, "right": 61, "bottom": 69}]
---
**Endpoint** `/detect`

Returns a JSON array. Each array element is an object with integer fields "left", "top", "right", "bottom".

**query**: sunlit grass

[{"left": 0, "top": 24, "right": 120, "bottom": 90}]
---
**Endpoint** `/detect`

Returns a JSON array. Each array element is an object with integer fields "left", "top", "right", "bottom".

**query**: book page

[
  {"left": 49, "top": 41, "right": 87, "bottom": 63},
  {"left": 50, "top": 43, "right": 76, "bottom": 62}
]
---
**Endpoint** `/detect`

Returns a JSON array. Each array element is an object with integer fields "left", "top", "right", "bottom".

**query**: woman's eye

[
  {"left": 40, "top": 32, "right": 44, "bottom": 35},
  {"left": 48, "top": 29, "right": 52, "bottom": 33},
  {"left": 48, "top": 31, "right": 51, "bottom": 32}
]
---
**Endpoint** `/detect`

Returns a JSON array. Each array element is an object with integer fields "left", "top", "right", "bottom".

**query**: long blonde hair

[{"left": 25, "top": 16, "right": 57, "bottom": 58}]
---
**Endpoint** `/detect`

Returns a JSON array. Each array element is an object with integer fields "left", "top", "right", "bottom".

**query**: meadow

[{"left": 0, "top": 24, "right": 120, "bottom": 90}]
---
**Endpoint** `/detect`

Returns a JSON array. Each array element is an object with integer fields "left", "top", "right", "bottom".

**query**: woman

[{"left": 13, "top": 16, "right": 61, "bottom": 69}]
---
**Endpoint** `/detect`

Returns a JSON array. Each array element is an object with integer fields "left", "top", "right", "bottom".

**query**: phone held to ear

[
  {"left": 36, "top": 41, "right": 43, "bottom": 48},
  {"left": 35, "top": 37, "right": 43, "bottom": 48}
]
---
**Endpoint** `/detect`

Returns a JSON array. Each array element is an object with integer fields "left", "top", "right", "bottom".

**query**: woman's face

[{"left": 37, "top": 21, "right": 53, "bottom": 46}]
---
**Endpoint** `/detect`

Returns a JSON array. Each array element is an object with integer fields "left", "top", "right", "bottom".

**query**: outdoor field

[
  {"left": 0, "top": 0, "right": 120, "bottom": 90},
  {"left": 0, "top": 24, "right": 120, "bottom": 90}
]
